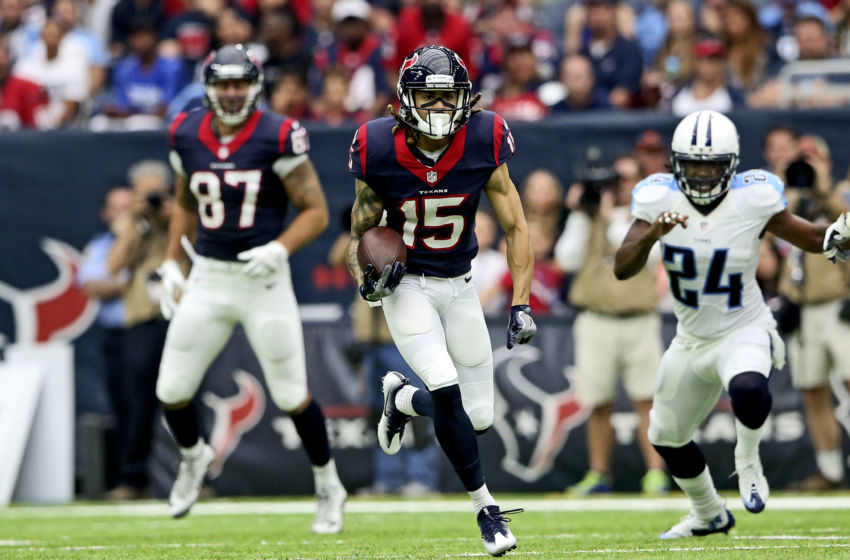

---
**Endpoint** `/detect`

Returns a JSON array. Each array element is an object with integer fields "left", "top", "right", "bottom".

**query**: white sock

[
  {"left": 673, "top": 467, "right": 724, "bottom": 522},
  {"left": 734, "top": 419, "right": 765, "bottom": 463},
  {"left": 395, "top": 385, "right": 419, "bottom": 416},
  {"left": 816, "top": 448, "right": 845, "bottom": 483},
  {"left": 313, "top": 458, "right": 342, "bottom": 488},
  {"left": 468, "top": 483, "right": 497, "bottom": 513},
  {"left": 180, "top": 438, "right": 205, "bottom": 457}
]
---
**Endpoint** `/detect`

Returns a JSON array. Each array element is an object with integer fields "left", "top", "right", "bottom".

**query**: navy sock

[
  {"left": 163, "top": 402, "right": 200, "bottom": 448},
  {"left": 412, "top": 389, "right": 435, "bottom": 417},
  {"left": 431, "top": 385, "right": 484, "bottom": 491},
  {"left": 291, "top": 399, "right": 331, "bottom": 467},
  {"left": 653, "top": 441, "right": 706, "bottom": 479},
  {"left": 728, "top": 372, "right": 772, "bottom": 429}
]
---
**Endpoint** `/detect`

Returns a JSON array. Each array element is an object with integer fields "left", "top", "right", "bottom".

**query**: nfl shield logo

[{"left": 426, "top": 170, "right": 438, "bottom": 184}]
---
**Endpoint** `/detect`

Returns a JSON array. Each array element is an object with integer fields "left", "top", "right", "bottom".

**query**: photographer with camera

[
  {"left": 554, "top": 150, "right": 668, "bottom": 495},
  {"left": 774, "top": 135, "right": 850, "bottom": 490},
  {"left": 106, "top": 159, "right": 176, "bottom": 499}
]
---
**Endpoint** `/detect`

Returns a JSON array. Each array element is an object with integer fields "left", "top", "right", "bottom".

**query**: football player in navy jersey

[
  {"left": 154, "top": 44, "right": 347, "bottom": 532},
  {"left": 345, "top": 45, "right": 536, "bottom": 557}
]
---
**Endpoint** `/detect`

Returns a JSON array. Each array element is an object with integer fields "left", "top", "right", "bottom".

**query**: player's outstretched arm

[
  {"left": 764, "top": 209, "right": 828, "bottom": 253},
  {"left": 485, "top": 164, "right": 532, "bottom": 306},
  {"left": 280, "top": 158, "right": 330, "bottom": 254},
  {"left": 615, "top": 211, "right": 688, "bottom": 280},
  {"left": 345, "top": 178, "right": 384, "bottom": 283}
]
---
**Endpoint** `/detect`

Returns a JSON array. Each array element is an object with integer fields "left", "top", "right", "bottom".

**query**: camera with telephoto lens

[
  {"left": 785, "top": 158, "right": 815, "bottom": 190},
  {"left": 146, "top": 190, "right": 166, "bottom": 211},
  {"left": 576, "top": 146, "right": 618, "bottom": 214}
]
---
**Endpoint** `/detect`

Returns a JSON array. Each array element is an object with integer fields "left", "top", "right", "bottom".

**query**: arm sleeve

[
  {"left": 169, "top": 149, "right": 186, "bottom": 177},
  {"left": 554, "top": 211, "right": 591, "bottom": 273},
  {"left": 272, "top": 154, "right": 309, "bottom": 180}
]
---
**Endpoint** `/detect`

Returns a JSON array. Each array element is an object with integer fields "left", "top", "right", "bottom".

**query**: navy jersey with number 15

[
  {"left": 169, "top": 109, "right": 309, "bottom": 261},
  {"left": 348, "top": 110, "right": 515, "bottom": 277}
]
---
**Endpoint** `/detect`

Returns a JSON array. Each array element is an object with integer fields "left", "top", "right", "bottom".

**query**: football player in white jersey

[{"left": 615, "top": 110, "right": 831, "bottom": 539}]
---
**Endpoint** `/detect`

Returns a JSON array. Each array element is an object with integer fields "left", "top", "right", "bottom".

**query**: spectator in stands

[
  {"left": 384, "top": 0, "right": 478, "bottom": 79},
  {"left": 670, "top": 37, "right": 745, "bottom": 117},
  {"left": 777, "top": 135, "right": 850, "bottom": 490},
  {"left": 470, "top": 209, "right": 508, "bottom": 318},
  {"left": 520, "top": 168, "right": 565, "bottom": 239},
  {"left": 260, "top": 7, "right": 313, "bottom": 97},
  {"left": 836, "top": 0, "right": 850, "bottom": 58},
  {"left": 750, "top": 16, "right": 837, "bottom": 108},
  {"left": 0, "top": 0, "right": 30, "bottom": 60},
  {"left": 490, "top": 37, "right": 548, "bottom": 122},
  {"left": 762, "top": 124, "right": 799, "bottom": 182},
  {"left": 633, "top": 129, "right": 668, "bottom": 176},
  {"left": 482, "top": 220, "right": 563, "bottom": 315},
  {"left": 0, "top": 37, "right": 47, "bottom": 129},
  {"left": 311, "top": 68, "right": 365, "bottom": 126},
  {"left": 109, "top": 0, "right": 165, "bottom": 58},
  {"left": 93, "top": 18, "right": 182, "bottom": 131},
  {"left": 269, "top": 70, "right": 312, "bottom": 120},
  {"left": 720, "top": 0, "right": 777, "bottom": 93},
  {"left": 106, "top": 159, "right": 173, "bottom": 500},
  {"left": 574, "top": 0, "right": 643, "bottom": 108},
  {"left": 78, "top": 186, "right": 133, "bottom": 491},
  {"left": 698, "top": 0, "right": 724, "bottom": 36},
  {"left": 759, "top": 1, "right": 832, "bottom": 62},
  {"left": 159, "top": 0, "right": 221, "bottom": 86},
  {"left": 52, "top": 0, "right": 109, "bottom": 96},
  {"left": 304, "top": 0, "right": 335, "bottom": 51},
  {"left": 653, "top": 0, "right": 697, "bottom": 89},
  {"left": 13, "top": 18, "right": 90, "bottom": 128},
  {"left": 311, "top": 0, "right": 390, "bottom": 119},
  {"left": 554, "top": 151, "right": 667, "bottom": 496},
  {"left": 215, "top": 7, "right": 266, "bottom": 61},
  {"left": 550, "top": 53, "right": 611, "bottom": 113}
]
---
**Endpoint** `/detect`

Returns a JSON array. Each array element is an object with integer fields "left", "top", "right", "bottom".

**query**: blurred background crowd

[{"left": 2, "top": 0, "right": 850, "bottom": 131}]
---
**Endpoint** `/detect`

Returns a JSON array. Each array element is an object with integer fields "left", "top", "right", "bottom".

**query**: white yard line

[{"left": 2, "top": 495, "right": 850, "bottom": 518}]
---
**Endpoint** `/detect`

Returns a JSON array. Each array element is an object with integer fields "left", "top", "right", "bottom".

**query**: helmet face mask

[
  {"left": 397, "top": 46, "right": 472, "bottom": 139},
  {"left": 203, "top": 44, "right": 264, "bottom": 126},
  {"left": 670, "top": 110, "right": 740, "bottom": 206}
]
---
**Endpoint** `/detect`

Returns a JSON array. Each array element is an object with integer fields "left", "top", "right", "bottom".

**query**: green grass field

[{"left": 2, "top": 494, "right": 849, "bottom": 559}]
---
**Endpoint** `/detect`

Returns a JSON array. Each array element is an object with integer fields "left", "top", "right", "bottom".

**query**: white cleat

[
  {"left": 377, "top": 371, "right": 411, "bottom": 455},
  {"left": 312, "top": 482, "right": 347, "bottom": 534},
  {"left": 477, "top": 506, "right": 522, "bottom": 556},
  {"left": 169, "top": 442, "right": 215, "bottom": 519},
  {"left": 659, "top": 508, "right": 735, "bottom": 539},
  {"left": 735, "top": 456, "right": 769, "bottom": 513}
]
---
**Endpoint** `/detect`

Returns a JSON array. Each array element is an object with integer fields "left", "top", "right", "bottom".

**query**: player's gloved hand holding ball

[
  {"left": 360, "top": 262, "right": 406, "bottom": 301},
  {"left": 237, "top": 240, "right": 289, "bottom": 278},
  {"left": 158, "top": 259, "right": 186, "bottom": 320},
  {"left": 506, "top": 304, "right": 537, "bottom": 349},
  {"left": 823, "top": 212, "right": 850, "bottom": 263}
]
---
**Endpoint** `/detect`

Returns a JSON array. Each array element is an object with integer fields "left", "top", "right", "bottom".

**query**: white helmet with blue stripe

[{"left": 670, "top": 110, "right": 740, "bottom": 206}]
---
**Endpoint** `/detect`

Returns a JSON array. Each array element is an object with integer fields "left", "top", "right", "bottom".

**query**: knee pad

[
  {"left": 465, "top": 404, "right": 494, "bottom": 432},
  {"left": 156, "top": 367, "right": 196, "bottom": 405},
  {"left": 252, "top": 319, "right": 296, "bottom": 362},
  {"left": 647, "top": 409, "right": 689, "bottom": 448},
  {"left": 728, "top": 371, "right": 772, "bottom": 429},
  {"left": 269, "top": 383, "right": 308, "bottom": 413}
]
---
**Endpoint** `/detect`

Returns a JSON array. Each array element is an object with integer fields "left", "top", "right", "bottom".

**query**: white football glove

[
  {"left": 823, "top": 212, "right": 850, "bottom": 263},
  {"left": 158, "top": 259, "right": 186, "bottom": 320},
  {"left": 237, "top": 240, "right": 289, "bottom": 278}
]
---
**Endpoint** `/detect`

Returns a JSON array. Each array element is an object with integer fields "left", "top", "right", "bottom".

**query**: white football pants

[
  {"left": 381, "top": 273, "right": 495, "bottom": 431},
  {"left": 156, "top": 256, "right": 307, "bottom": 412}
]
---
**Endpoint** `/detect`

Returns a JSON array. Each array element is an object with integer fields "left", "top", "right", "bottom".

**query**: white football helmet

[{"left": 670, "top": 110, "right": 739, "bottom": 206}]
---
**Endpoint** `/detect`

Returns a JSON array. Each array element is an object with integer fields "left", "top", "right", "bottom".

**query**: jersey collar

[
  {"left": 394, "top": 126, "right": 467, "bottom": 187},
  {"left": 198, "top": 110, "right": 263, "bottom": 161}
]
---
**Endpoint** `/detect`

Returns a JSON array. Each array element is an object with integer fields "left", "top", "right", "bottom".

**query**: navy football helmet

[
  {"left": 203, "top": 44, "right": 264, "bottom": 125},
  {"left": 397, "top": 45, "right": 472, "bottom": 139}
]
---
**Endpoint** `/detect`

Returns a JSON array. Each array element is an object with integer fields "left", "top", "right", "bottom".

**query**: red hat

[{"left": 694, "top": 38, "right": 725, "bottom": 58}]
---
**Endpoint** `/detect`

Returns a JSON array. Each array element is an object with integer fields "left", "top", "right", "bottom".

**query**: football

[{"left": 357, "top": 226, "right": 407, "bottom": 280}]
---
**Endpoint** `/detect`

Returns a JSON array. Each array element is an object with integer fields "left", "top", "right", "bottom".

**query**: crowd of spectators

[{"left": 2, "top": 0, "right": 850, "bottom": 131}]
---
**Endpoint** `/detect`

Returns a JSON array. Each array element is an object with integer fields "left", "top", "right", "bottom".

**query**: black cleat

[
  {"left": 477, "top": 506, "right": 522, "bottom": 556},
  {"left": 377, "top": 371, "right": 411, "bottom": 455}
]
